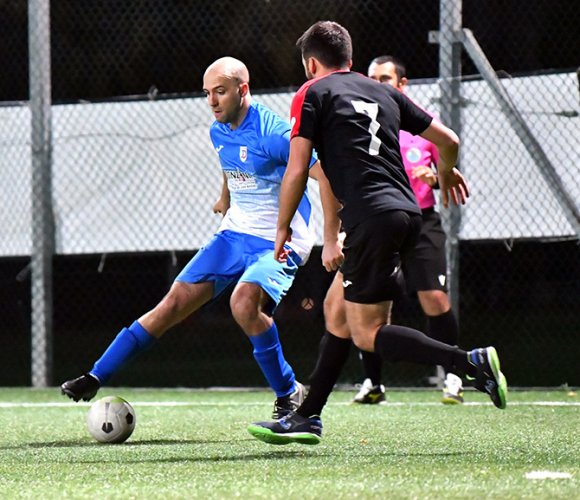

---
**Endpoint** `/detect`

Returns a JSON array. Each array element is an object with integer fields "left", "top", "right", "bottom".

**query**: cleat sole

[
  {"left": 60, "top": 383, "right": 98, "bottom": 403},
  {"left": 487, "top": 347, "right": 508, "bottom": 409},
  {"left": 61, "top": 387, "right": 80, "bottom": 402},
  {"left": 441, "top": 396, "right": 463, "bottom": 405},
  {"left": 496, "top": 372, "right": 508, "bottom": 409},
  {"left": 247, "top": 425, "right": 321, "bottom": 445}
]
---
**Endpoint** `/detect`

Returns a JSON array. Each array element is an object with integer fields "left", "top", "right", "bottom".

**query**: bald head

[
  {"left": 203, "top": 57, "right": 252, "bottom": 129},
  {"left": 204, "top": 57, "right": 250, "bottom": 85}
]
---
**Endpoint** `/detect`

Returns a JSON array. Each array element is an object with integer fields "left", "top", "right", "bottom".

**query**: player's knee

[
  {"left": 418, "top": 290, "right": 450, "bottom": 315},
  {"left": 322, "top": 294, "right": 334, "bottom": 317},
  {"left": 351, "top": 331, "right": 375, "bottom": 353},
  {"left": 325, "top": 316, "right": 350, "bottom": 338},
  {"left": 230, "top": 289, "right": 259, "bottom": 325},
  {"left": 323, "top": 295, "right": 347, "bottom": 332},
  {"left": 153, "top": 290, "right": 184, "bottom": 324},
  {"left": 349, "top": 324, "right": 377, "bottom": 352}
]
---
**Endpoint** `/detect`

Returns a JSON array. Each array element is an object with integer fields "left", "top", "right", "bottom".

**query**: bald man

[{"left": 61, "top": 57, "right": 342, "bottom": 420}]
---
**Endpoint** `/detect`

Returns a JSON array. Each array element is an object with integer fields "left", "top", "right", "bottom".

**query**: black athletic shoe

[
  {"left": 272, "top": 381, "right": 306, "bottom": 419},
  {"left": 469, "top": 347, "right": 508, "bottom": 409},
  {"left": 60, "top": 373, "right": 101, "bottom": 402},
  {"left": 247, "top": 412, "right": 322, "bottom": 445}
]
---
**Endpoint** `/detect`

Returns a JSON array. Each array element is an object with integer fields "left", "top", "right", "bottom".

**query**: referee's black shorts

[
  {"left": 402, "top": 208, "right": 448, "bottom": 292},
  {"left": 341, "top": 210, "right": 422, "bottom": 304}
]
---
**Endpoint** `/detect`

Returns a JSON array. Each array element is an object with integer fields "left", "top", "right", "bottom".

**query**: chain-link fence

[{"left": 1, "top": 0, "right": 578, "bottom": 389}]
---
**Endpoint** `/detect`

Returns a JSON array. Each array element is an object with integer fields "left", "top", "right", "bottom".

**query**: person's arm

[
  {"left": 275, "top": 137, "right": 313, "bottom": 262},
  {"left": 420, "top": 120, "right": 468, "bottom": 207},
  {"left": 308, "top": 161, "right": 343, "bottom": 272},
  {"left": 212, "top": 172, "right": 230, "bottom": 215}
]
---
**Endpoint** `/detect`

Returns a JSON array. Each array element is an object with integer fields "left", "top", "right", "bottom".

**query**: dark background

[
  {"left": 1, "top": 0, "right": 579, "bottom": 101},
  {"left": 2, "top": 240, "right": 578, "bottom": 387}
]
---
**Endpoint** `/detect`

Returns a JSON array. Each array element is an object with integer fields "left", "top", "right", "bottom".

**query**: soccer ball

[{"left": 86, "top": 396, "right": 136, "bottom": 444}]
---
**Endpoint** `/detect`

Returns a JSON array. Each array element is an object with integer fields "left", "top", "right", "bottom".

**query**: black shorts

[
  {"left": 402, "top": 208, "right": 448, "bottom": 292},
  {"left": 341, "top": 210, "right": 422, "bottom": 304}
]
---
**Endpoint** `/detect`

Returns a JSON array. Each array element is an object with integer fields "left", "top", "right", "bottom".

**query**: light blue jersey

[{"left": 210, "top": 101, "right": 315, "bottom": 262}]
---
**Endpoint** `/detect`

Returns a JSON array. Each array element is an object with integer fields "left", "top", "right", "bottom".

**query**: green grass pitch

[{"left": 0, "top": 388, "right": 578, "bottom": 499}]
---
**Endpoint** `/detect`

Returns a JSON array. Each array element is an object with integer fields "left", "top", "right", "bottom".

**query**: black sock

[
  {"left": 426, "top": 309, "right": 460, "bottom": 374},
  {"left": 374, "top": 324, "right": 476, "bottom": 378},
  {"left": 360, "top": 350, "right": 382, "bottom": 386},
  {"left": 297, "top": 331, "right": 351, "bottom": 418},
  {"left": 426, "top": 309, "right": 459, "bottom": 346}
]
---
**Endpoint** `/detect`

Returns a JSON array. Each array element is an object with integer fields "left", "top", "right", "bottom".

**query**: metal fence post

[
  {"left": 437, "top": 0, "right": 463, "bottom": 319},
  {"left": 29, "top": 0, "right": 54, "bottom": 387}
]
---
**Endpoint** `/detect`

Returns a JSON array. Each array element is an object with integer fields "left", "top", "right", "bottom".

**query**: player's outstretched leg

[
  {"left": 247, "top": 412, "right": 322, "bottom": 445},
  {"left": 468, "top": 346, "right": 508, "bottom": 409},
  {"left": 374, "top": 324, "right": 507, "bottom": 409},
  {"left": 61, "top": 320, "right": 156, "bottom": 402},
  {"left": 60, "top": 373, "right": 101, "bottom": 402}
]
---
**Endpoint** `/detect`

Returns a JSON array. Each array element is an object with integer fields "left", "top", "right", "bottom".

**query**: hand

[
  {"left": 321, "top": 238, "right": 345, "bottom": 272},
  {"left": 274, "top": 227, "right": 292, "bottom": 263},
  {"left": 438, "top": 167, "right": 469, "bottom": 207},
  {"left": 212, "top": 197, "right": 230, "bottom": 215},
  {"left": 411, "top": 165, "right": 437, "bottom": 187}
]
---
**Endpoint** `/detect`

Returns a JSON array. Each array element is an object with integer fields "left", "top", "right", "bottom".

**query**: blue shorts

[{"left": 175, "top": 230, "right": 300, "bottom": 313}]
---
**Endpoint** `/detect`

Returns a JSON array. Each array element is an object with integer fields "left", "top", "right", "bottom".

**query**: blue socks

[
  {"left": 90, "top": 319, "right": 295, "bottom": 395},
  {"left": 249, "top": 322, "right": 295, "bottom": 398},
  {"left": 90, "top": 320, "right": 156, "bottom": 384}
]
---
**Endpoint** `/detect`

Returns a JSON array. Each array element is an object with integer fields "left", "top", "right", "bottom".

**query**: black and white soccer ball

[{"left": 86, "top": 396, "right": 136, "bottom": 444}]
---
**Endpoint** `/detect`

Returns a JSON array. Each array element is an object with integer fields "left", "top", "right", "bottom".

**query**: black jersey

[{"left": 290, "top": 70, "right": 433, "bottom": 230}]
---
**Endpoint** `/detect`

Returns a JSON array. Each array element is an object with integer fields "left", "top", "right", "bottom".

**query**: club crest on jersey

[
  {"left": 239, "top": 146, "right": 248, "bottom": 163},
  {"left": 406, "top": 147, "right": 422, "bottom": 164}
]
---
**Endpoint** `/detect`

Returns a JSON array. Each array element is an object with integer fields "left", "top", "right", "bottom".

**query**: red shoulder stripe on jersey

[
  {"left": 290, "top": 81, "right": 314, "bottom": 139},
  {"left": 290, "top": 70, "right": 350, "bottom": 139}
]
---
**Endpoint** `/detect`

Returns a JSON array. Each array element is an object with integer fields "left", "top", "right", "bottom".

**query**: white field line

[
  {"left": 0, "top": 401, "right": 579, "bottom": 408},
  {"left": 525, "top": 470, "right": 573, "bottom": 480}
]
